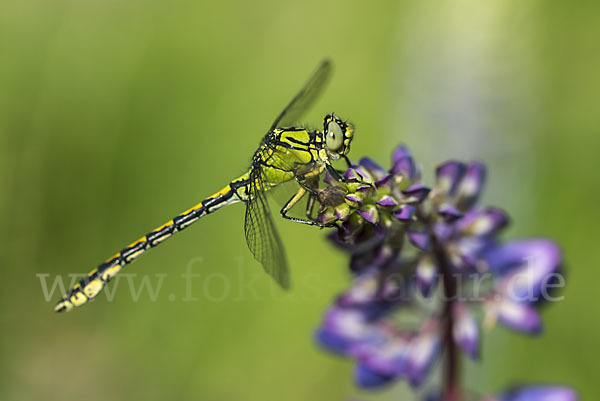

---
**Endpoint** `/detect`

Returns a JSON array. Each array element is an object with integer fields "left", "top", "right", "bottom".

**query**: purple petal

[
  {"left": 334, "top": 204, "right": 351, "bottom": 221},
  {"left": 485, "top": 239, "right": 562, "bottom": 302},
  {"left": 402, "top": 184, "right": 431, "bottom": 202},
  {"left": 345, "top": 165, "right": 373, "bottom": 183},
  {"left": 344, "top": 168, "right": 360, "bottom": 181},
  {"left": 337, "top": 269, "right": 380, "bottom": 308},
  {"left": 373, "top": 244, "right": 396, "bottom": 267},
  {"left": 394, "top": 205, "right": 415, "bottom": 221},
  {"left": 318, "top": 208, "right": 337, "bottom": 225},
  {"left": 359, "top": 157, "right": 386, "bottom": 180},
  {"left": 445, "top": 236, "right": 487, "bottom": 270},
  {"left": 355, "top": 364, "right": 396, "bottom": 388},
  {"left": 495, "top": 299, "right": 543, "bottom": 334},
  {"left": 416, "top": 255, "right": 438, "bottom": 297},
  {"left": 455, "top": 162, "right": 486, "bottom": 210},
  {"left": 458, "top": 208, "right": 509, "bottom": 237},
  {"left": 338, "top": 266, "right": 407, "bottom": 317},
  {"left": 375, "top": 174, "right": 394, "bottom": 189},
  {"left": 438, "top": 204, "right": 463, "bottom": 222},
  {"left": 338, "top": 216, "right": 364, "bottom": 240},
  {"left": 356, "top": 185, "right": 373, "bottom": 194},
  {"left": 500, "top": 386, "right": 578, "bottom": 401},
  {"left": 344, "top": 193, "right": 363, "bottom": 207},
  {"left": 433, "top": 222, "right": 455, "bottom": 241},
  {"left": 358, "top": 205, "right": 379, "bottom": 224},
  {"left": 391, "top": 145, "right": 417, "bottom": 180},
  {"left": 408, "top": 230, "right": 429, "bottom": 251},
  {"left": 317, "top": 308, "right": 370, "bottom": 353},
  {"left": 376, "top": 195, "right": 398, "bottom": 207},
  {"left": 315, "top": 327, "right": 352, "bottom": 354},
  {"left": 458, "top": 250, "right": 479, "bottom": 270},
  {"left": 353, "top": 332, "right": 411, "bottom": 377},
  {"left": 406, "top": 321, "right": 441, "bottom": 387},
  {"left": 435, "top": 161, "right": 467, "bottom": 196},
  {"left": 452, "top": 303, "right": 479, "bottom": 359}
]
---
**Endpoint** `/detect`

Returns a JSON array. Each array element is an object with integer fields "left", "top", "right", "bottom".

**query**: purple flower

[
  {"left": 477, "top": 239, "right": 562, "bottom": 335},
  {"left": 314, "top": 145, "right": 566, "bottom": 393},
  {"left": 485, "top": 239, "right": 562, "bottom": 302},
  {"left": 402, "top": 185, "right": 431, "bottom": 203},
  {"left": 455, "top": 162, "right": 486, "bottom": 210},
  {"left": 435, "top": 161, "right": 467, "bottom": 197},
  {"left": 317, "top": 145, "right": 428, "bottom": 241},
  {"left": 406, "top": 319, "right": 441, "bottom": 386},
  {"left": 425, "top": 386, "right": 577, "bottom": 401},
  {"left": 415, "top": 255, "right": 438, "bottom": 297},
  {"left": 452, "top": 302, "right": 479, "bottom": 359},
  {"left": 498, "top": 386, "right": 578, "bottom": 401},
  {"left": 359, "top": 157, "right": 387, "bottom": 179},
  {"left": 394, "top": 205, "right": 415, "bottom": 221},
  {"left": 392, "top": 145, "right": 419, "bottom": 180},
  {"left": 355, "top": 364, "right": 395, "bottom": 388},
  {"left": 438, "top": 204, "right": 463, "bottom": 222}
]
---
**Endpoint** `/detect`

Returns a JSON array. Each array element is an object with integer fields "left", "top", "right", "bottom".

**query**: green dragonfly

[{"left": 55, "top": 60, "right": 356, "bottom": 312}]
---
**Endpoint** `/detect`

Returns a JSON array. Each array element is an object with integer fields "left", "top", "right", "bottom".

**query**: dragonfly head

[{"left": 323, "top": 114, "right": 354, "bottom": 160}]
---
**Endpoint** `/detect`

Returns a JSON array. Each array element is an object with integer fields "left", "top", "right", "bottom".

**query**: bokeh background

[{"left": 1, "top": 1, "right": 598, "bottom": 400}]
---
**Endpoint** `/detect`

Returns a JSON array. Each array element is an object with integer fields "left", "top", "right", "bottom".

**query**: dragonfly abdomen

[{"left": 54, "top": 175, "right": 250, "bottom": 312}]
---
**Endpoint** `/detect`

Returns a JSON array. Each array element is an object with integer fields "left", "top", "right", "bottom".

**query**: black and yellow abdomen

[
  {"left": 54, "top": 126, "right": 323, "bottom": 312},
  {"left": 54, "top": 174, "right": 251, "bottom": 312}
]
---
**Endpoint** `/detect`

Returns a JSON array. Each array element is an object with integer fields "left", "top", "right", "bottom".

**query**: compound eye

[{"left": 326, "top": 121, "right": 344, "bottom": 151}]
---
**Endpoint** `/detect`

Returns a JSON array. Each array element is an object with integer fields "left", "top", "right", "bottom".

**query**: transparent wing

[
  {"left": 244, "top": 169, "right": 290, "bottom": 289},
  {"left": 270, "top": 60, "right": 332, "bottom": 130}
]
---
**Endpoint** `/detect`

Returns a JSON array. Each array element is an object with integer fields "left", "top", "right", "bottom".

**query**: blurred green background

[{"left": 1, "top": 0, "right": 598, "bottom": 400}]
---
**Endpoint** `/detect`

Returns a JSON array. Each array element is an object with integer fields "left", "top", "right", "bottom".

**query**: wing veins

[
  {"left": 270, "top": 60, "right": 332, "bottom": 130},
  {"left": 244, "top": 169, "right": 290, "bottom": 289}
]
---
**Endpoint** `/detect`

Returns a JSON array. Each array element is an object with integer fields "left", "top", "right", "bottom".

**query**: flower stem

[
  {"left": 440, "top": 271, "right": 461, "bottom": 401},
  {"left": 421, "top": 210, "right": 462, "bottom": 401}
]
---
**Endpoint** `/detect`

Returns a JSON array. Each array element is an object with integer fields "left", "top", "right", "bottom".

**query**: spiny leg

[
  {"left": 280, "top": 186, "right": 332, "bottom": 228},
  {"left": 325, "top": 162, "right": 373, "bottom": 188},
  {"left": 296, "top": 178, "right": 319, "bottom": 196},
  {"left": 305, "top": 192, "right": 317, "bottom": 220},
  {"left": 302, "top": 174, "right": 320, "bottom": 220},
  {"left": 294, "top": 166, "right": 324, "bottom": 196}
]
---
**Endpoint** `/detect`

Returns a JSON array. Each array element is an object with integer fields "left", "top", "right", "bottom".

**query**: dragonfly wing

[
  {"left": 270, "top": 60, "right": 332, "bottom": 130},
  {"left": 244, "top": 169, "right": 290, "bottom": 289}
]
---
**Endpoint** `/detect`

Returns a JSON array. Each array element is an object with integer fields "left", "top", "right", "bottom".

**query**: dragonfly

[{"left": 54, "top": 60, "right": 356, "bottom": 313}]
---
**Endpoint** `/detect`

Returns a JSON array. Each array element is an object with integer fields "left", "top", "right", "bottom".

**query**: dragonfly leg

[
  {"left": 296, "top": 178, "right": 319, "bottom": 196},
  {"left": 305, "top": 193, "right": 317, "bottom": 219},
  {"left": 294, "top": 166, "right": 323, "bottom": 196},
  {"left": 326, "top": 162, "right": 374, "bottom": 188},
  {"left": 343, "top": 155, "right": 353, "bottom": 169},
  {"left": 326, "top": 163, "right": 364, "bottom": 185},
  {"left": 280, "top": 186, "right": 333, "bottom": 228}
]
